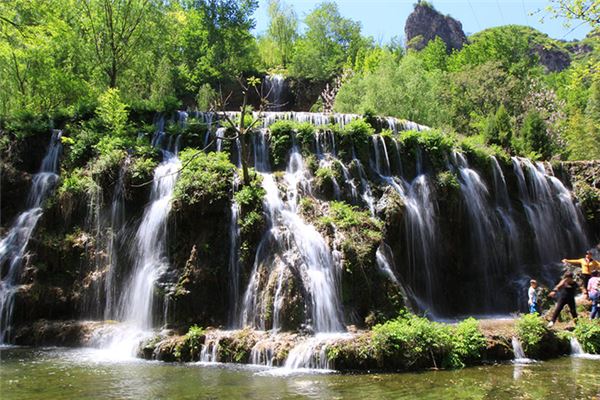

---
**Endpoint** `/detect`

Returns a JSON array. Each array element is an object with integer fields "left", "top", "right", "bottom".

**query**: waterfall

[
  {"left": 264, "top": 75, "right": 285, "bottom": 109},
  {"left": 228, "top": 185, "right": 241, "bottom": 327},
  {"left": 511, "top": 337, "right": 533, "bottom": 363},
  {"left": 512, "top": 157, "right": 587, "bottom": 264},
  {"left": 570, "top": 337, "right": 600, "bottom": 359},
  {"left": 454, "top": 152, "right": 506, "bottom": 311},
  {"left": 104, "top": 160, "right": 127, "bottom": 320},
  {"left": 118, "top": 152, "right": 180, "bottom": 331},
  {"left": 240, "top": 130, "right": 344, "bottom": 333},
  {"left": 0, "top": 130, "right": 62, "bottom": 343},
  {"left": 370, "top": 135, "right": 439, "bottom": 312}
]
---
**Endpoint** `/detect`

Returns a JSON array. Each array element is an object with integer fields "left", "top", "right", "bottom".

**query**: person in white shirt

[{"left": 528, "top": 279, "right": 539, "bottom": 314}]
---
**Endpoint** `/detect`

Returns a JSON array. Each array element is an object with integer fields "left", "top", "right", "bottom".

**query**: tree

[
  {"left": 291, "top": 2, "right": 369, "bottom": 81},
  {"left": 174, "top": 0, "right": 259, "bottom": 91},
  {"left": 482, "top": 105, "right": 512, "bottom": 148},
  {"left": 265, "top": 0, "right": 297, "bottom": 68},
  {"left": 519, "top": 110, "right": 552, "bottom": 159},
  {"left": 78, "top": 0, "right": 158, "bottom": 88},
  {"left": 546, "top": 0, "right": 599, "bottom": 26},
  {"left": 214, "top": 76, "right": 265, "bottom": 186}
]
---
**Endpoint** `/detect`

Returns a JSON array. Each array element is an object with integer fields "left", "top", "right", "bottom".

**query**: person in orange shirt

[{"left": 562, "top": 251, "right": 600, "bottom": 298}]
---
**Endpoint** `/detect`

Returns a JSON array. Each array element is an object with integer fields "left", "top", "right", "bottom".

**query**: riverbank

[{"left": 11, "top": 314, "right": 594, "bottom": 373}]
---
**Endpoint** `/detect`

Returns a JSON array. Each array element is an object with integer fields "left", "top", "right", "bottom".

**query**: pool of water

[{"left": 1, "top": 347, "right": 599, "bottom": 399}]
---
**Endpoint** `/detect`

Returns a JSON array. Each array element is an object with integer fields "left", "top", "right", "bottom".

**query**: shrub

[
  {"left": 449, "top": 318, "right": 487, "bottom": 367},
  {"left": 295, "top": 122, "right": 316, "bottom": 149},
  {"left": 372, "top": 312, "right": 454, "bottom": 369},
  {"left": 372, "top": 313, "right": 487, "bottom": 370},
  {"left": 574, "top": 319, "right": 600, "bottom": 354},
  {"left": 269, "top": 120, "right": 295, "bottom": 167},
  {"left": 515, "top": 313, "right": 548, "bottom": 356},
  {"left": 340, "top": 118, "right": 374, "bottom": 162},
  {"left": 174, "top": 149, "right": 235, "bottom": 207},
  {"left": 175, "top": 325, "right": 205, "bottom": 361},
  {"left": 96, "top": 88, "right": 128, "bottom": 136}
]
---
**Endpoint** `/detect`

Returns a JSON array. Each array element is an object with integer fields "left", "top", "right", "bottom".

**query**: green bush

[
  {"left": 269, "top": 120, "right": 295, "bottom": 167},
  {"left": 574, "top": 319, "right": 600, "bottom": 354},
  {"left": 174, "top": 149, "right": 235, "bottom": 207},
  {"left": 174, "top": 325, "right": 206, "bottom": 361},
  {"left": 450, "top": 318, "right": 487, "bottom": 367},
  {"left": 372, "top": 312, "right": 454, "bottom": 369},
  {"left": 340, "top": 118, "right": 374, "bottom": 162},
  {"left": 372, "top": 313, "right": 487, "bottom": 370},
  {"left": 515, "top": 313, "right": 548, "bottom": 356},
  {"left": 295, "top": 122, "right": 316, "bottom": 149}
]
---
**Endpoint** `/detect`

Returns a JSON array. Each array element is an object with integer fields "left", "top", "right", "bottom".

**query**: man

[{"left": 562, "top": 251, "right": 600, "bottom": 298}]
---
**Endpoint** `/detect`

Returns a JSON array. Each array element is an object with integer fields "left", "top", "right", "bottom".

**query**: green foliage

[
  {"left": 436, "top": 171, "right": 460, "bottom": 192},
  {"left": 58, "top": 168, "right": 96, "bottom": 197},
  {"left": 295, "top": 122, "right": 317, "bottom": 148},
  {"left": 574, "top": 181, "right": 600, "bottom": 222},
  {"left": 451, "top": 318, "right": 487, "bottom": 367},
  {"left": 372, "top": 312, "right": 486, "bottom": 369},
  {"left": 290, "top": 2, "right": 369, "bottom": 80},
  {"left": 515, "top": 313, "right": 549, "bottom": 356},
  {"left": 175, "top": 325, "right": 205, "bottom": 360},
  {"left": 573, "top": 319, "right": 600, "bottom": 354},
  {"left": 340, "top": 118, "right": 374, "bottom": 161},
  {"left": 518, "top": 110, "right": 553, "bottom": 159},
  {"left": 482, "top": 105, "right": 513, "bottom": 148},
  {"left": 268, "top": 120, "right": 295, "bottom": 166},
  {"left": 174, "top": 149, "right": 235, "bottom": 207},
  {"left": 96, "top": 88, "right": 129, "bottom": 136},
  {"left": 261, "top": 0, "right": 298, "bottom": 68}
]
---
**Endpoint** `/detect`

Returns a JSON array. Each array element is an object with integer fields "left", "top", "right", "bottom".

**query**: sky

[{"left": 253, "top": 0, "right": 594, "bottom": 43}]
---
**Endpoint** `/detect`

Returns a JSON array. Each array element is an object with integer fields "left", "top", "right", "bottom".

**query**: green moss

[
  {"left": 340, "top": 118, "right": 374, "bottom": 163},
  {"left": 174, "top": 149, "right": 235, "bottom": 207}
]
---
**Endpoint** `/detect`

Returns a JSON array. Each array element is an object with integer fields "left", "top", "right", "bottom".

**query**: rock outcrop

[{"left": 405, "top": 2, "right": 467, "bottom": 52}]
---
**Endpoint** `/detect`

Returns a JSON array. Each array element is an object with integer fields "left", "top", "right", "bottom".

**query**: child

[{"left": 528, "top": 279, "right": 539, "bottom": 314}]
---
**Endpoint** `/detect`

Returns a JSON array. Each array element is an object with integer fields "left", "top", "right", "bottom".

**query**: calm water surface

[{"left": 1, "top": 347, "right": 599, "bottom": 399}]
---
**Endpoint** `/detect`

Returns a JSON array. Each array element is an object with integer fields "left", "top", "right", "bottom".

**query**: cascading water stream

[
  {"left": 264, "top": 75, "right": 285, "bottom": 109},
  {"left": 512, "top": 157, "right": 587, "bottom": 265},
  {"left": 453, "top": 152, "right": 506, "bottom": 311},
  {"left": 104, "top": 159, "right": 128, "bottom": 320},
  {"left": 371, "top": 135, "right": 438, "bottom": 311},
  {"left": 0, "top": 130, "right": 62, "bottom": 343},
  {"left": 241, "top": 130, "right": 344, "bottom": 334}
]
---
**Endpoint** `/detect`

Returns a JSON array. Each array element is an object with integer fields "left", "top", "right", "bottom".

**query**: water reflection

[{"left": 1, "top": 348, "right": 600, "bottom": 399}]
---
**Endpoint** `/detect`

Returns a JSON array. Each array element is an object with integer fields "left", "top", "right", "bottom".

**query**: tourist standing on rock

[
  {"left": 562, "top": 251, "right": 600, "bottom": 298},
  {"left": 528, "top": 279, "right": 539, "bottom": 314},
  {"left": 588, "top": 270, "right": 600, "bottom": 319},
  {"left": 548, "top": 272, "right": 579, "bottom": 327}
]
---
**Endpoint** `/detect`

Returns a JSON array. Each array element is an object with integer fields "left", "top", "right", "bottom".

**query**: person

[
  {"left": 588, "top": 270, "right": 600, "bottom": 319},
  {"left": 528, "top": 279, "right": 539, "bottom": 314},
  {"left": 548, "top": 272, "right": 579, "bottom": 327},
  {"left": 562, "top": 251, "right": 600, "bottom": 297}
]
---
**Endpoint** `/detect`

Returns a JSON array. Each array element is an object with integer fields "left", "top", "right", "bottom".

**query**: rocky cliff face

[{"left": 405, "top": 2, "right": 467, "bottom": 52}]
